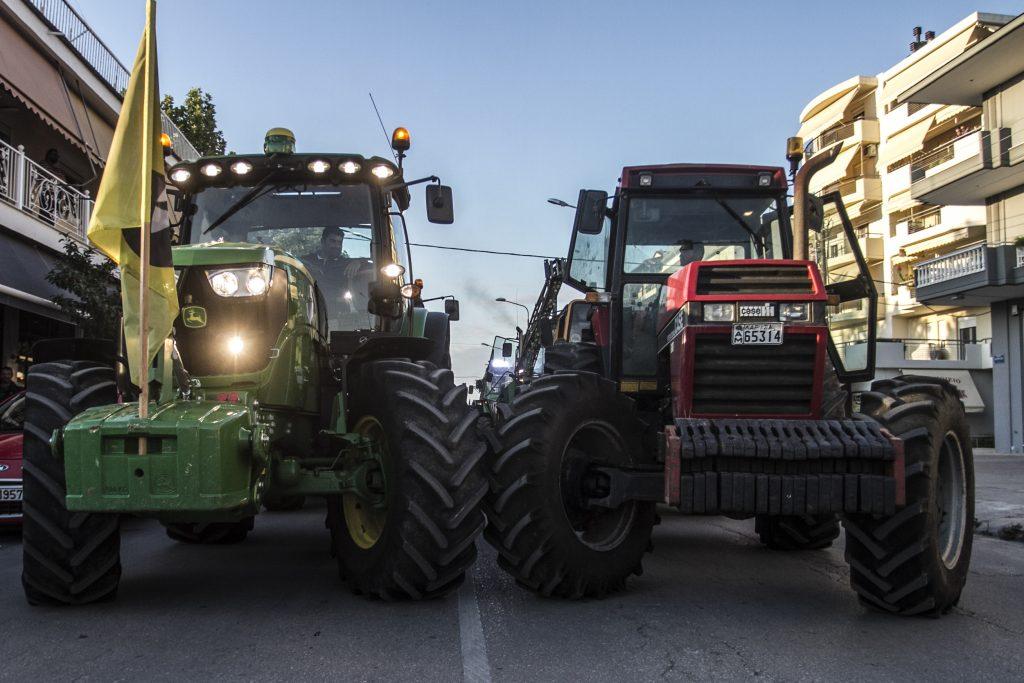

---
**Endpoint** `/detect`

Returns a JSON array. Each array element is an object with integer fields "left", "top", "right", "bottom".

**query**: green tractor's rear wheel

[
  {"left": 844, "top": 375, "right": 974, "bottom": 616},
  {"left": 484, "top": 372, "right": 656, "bottom": 598},
  {"left": 330, "top": 360, "right": 488, "bottom": 600},
  {"left": 21, "top": 360, "right": 120, "bottom": 606},
  {"left": 164, "top": 518, "right": 254, "bottom": 544}
]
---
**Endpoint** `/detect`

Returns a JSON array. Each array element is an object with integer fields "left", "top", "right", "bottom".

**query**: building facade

[
  {"left": 0, "top": 0, "right": 197, "bottom": 383},
  {"left": 897, "top": 12, "right": 1024, "bottom": 453},
  {"left": 795, "top": 12, "right": 1015, "bottom": 444}
]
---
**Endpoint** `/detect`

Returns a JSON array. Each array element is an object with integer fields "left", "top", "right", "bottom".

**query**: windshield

[
  {"left": 186, "top": 183, "right": 379, "bottom": 331},
  {"left": 624, "top": 195, "right": 788, "bottom": 274}
]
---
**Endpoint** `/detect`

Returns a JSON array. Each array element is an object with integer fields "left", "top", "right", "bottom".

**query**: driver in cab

[{"left": 301, "top": 227, "right": 372, "bottom": 323}]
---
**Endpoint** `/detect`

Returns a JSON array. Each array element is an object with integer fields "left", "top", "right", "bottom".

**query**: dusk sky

[{"left": 74, "top": 0, "right": 1023, "bottom": 382}]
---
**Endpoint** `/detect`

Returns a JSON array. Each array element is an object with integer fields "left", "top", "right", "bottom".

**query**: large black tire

[
  {"left": 164, "top": 518, "right": 253, "bottom": 544},
  {"left": 21, "top": 360, "right": 120, "bottom": 606},
  {"left": 844, "top": 375, "right": 974, "bottom": 616},
  {"left": 484, "top": 372, "right": 656, "bottom": 598},
  {"left": 330, "top": 360, "right": 487, "bottom": 599},
  {"left": 423, "top": 312, "right": 452, "bottom": 370},
  {"left": 543, "top": 341, "right": 602, "bottom": 374},
  {"left": 755, "top": 514, "right": 840, "bottom": 550}
]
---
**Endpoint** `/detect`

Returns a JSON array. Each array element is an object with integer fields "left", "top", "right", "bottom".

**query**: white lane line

[{"left": 457, "top": 570, "right": 492, "bottom": 683}]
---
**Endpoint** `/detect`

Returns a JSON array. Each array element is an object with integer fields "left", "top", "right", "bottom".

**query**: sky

[{"left": 71, "top": 0, "right": 1023, "bottom": 383}]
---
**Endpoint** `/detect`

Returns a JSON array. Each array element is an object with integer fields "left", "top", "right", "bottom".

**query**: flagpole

[{"left": 138, "top": 0, "right": 155, "bottom": 454}]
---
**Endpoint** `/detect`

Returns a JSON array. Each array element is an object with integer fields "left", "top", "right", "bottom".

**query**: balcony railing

[
  {"left": 0, "top": 138, "right": 91, "bottom": 239},
  {"left": 25, "top": 0, "right": 200, "bottom": 162},
  {"left": 914, "top": 242, "right": 986, "bottom": 288},
  {"left": 804, "top": 123, "right": 855, "bottom": 156},
  {"left": 901, "top": 338, "right": 990, "bottom": 362},
  {"left": 910, "top": 130, "right": 981, "bottom": 183},
  {"left": 906, "top": 206, "right": 942, "bottom": 234}
]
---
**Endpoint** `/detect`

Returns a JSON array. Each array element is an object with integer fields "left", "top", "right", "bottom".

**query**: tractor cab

[{"left": 563, "top": 163, "right": 877, "bottom": 397}]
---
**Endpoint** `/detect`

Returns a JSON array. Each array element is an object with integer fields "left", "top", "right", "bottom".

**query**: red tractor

[{"left": 484, "top": 144, "right": 973, "bottom": 616}]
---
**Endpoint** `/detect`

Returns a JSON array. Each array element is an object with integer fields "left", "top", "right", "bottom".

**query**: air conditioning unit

[{"left": 864, "top": 144, "right": 878, "bottom": 158}]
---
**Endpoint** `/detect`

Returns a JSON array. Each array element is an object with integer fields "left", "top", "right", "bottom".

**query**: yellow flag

[{"left": 87, "top": 0, "right": 177, "bottom": 385}]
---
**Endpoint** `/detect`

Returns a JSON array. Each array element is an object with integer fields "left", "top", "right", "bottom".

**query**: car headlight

[
  {"left": 702, "top": 302, "right": 735, "bottom": 322},
  {"left": 207, "top": 265, "right": 273, "bottom": 297},
  {"left": 779, "top": 302, "right": 810, "bottom": 322}
]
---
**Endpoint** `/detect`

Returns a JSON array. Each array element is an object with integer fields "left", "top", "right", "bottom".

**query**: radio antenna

[{"left": 369, "top": 92, "right": 399, "bottom": 163}]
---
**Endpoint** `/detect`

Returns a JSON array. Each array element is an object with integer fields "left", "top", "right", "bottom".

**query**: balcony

[
  {"left": 821, "top": 174, "right": 882, "bottom": 208},
  {"left": 828, "top": 298, "right": 869, "bottom": 324},
  {"left": 915, "top": 241, "right": 1024, "bottom": 305},
  {"left": 804, "top": 119, "right": 880, "bottom": 156},
  {"left": 0, "top": 138, "right": 91, "bottom": 241},
  {"left": 823, "top": 230, "right": 884, "bottom": 272},
  {"left": 25, "top": 0, "right": 200, "bottom": 162},
  {"left": 915, "top": 242, "right": 987, "bottom": 288}
]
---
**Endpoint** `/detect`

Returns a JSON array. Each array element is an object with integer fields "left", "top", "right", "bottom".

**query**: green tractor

[{"left": 22, "top": 128, "right": 488, "bottom": 604}]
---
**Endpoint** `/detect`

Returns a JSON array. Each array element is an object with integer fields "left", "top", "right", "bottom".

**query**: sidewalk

[{"left": 974, "top": 450, "right": 1024, "bottom": 541}]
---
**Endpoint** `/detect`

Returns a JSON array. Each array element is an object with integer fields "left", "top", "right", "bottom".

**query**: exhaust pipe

[{"left": 791, "top": 143, "right": 841, "bottom": 261}]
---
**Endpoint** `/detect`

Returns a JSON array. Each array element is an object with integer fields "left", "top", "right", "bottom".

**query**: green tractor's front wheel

[
  {"left": 21, "top": 360, "right": 120, "bottom": 606},
  {"left": 329, "top": 360, "right": 488, "bottom": 600}
]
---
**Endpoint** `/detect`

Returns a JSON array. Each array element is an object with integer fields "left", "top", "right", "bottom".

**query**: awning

[
  {"left": 882, "top": 29, "right": 974, "bottom": 103},
  {"left": 879, "top": 116, "right": 934, "bottom": 166},
  {"left": 0, "top": 20, "right": 112, "bottom": 163},
  {"left": 810, "top": 145, "right": 859, "bottom": 191},
  {"left": 902, "top": 227, "right": 975, "bottom": 256},
  {"left": 0, "top": 232, "right": 73, "bottom": 320},
  {"left": 798, "top": 88, "right": 860, "bottom": 140}
]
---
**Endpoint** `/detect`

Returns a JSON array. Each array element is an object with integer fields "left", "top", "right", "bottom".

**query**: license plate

[
  {"left": 731, "top": 323, "right": 783, "bottom": 345},
  {"left": 0, "top": 486, "right": 22, "bottom": 502}
]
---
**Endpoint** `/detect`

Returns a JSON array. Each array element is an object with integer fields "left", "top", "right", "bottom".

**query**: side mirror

[
  {"left": 426, "top": 185, "right": 454, "bottom": 224},
  {"left": 804, "top": 195, "right": 824, "bottom": 233},
  {"left": 367, "top": 281, "right": 403, "bottom": 319},
  {"left": 444, "top": 298, "right": 460, "bottom": 321},
  {"left": 501, "top": 341, "right": 513, "bottom": 358},
  {"left": 573, "top": 189, "right": 607, "bottom": 235}
]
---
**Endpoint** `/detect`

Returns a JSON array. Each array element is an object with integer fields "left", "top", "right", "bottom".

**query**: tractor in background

[{"left": 483, "top": 141, "right": 973, "bottom": 616}]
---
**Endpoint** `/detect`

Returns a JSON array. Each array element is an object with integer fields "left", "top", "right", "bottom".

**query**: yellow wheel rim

[{"left": 343, "top": 417, "right": 388, "bottom": 549}]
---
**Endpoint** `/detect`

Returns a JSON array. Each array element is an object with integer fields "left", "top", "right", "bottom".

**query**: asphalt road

[{"left": 1, "top": 505, "right": 1022, "bottom": 682}]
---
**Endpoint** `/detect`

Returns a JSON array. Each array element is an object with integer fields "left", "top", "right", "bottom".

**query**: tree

[
  {"left": 161, "top": 87, "right": 227, "bottom": 156},
  {"left": 45, "top": 237, "right": 122, "bottom": 340}
]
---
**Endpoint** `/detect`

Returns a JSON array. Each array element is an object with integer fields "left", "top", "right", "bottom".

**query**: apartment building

[
  {"left": 795, "top": 12, "right": 1014, "bottom": 443},
  {"left": 0, "top": 0, "right": 198, "bottom": 381},
  {"left": 896, "top": 13, "right": 1024, "bottom": 452}
]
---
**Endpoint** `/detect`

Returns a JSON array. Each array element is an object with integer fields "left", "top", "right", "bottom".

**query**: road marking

[{"left": 457, "top": 571, "right": 492, "bottom": 683}]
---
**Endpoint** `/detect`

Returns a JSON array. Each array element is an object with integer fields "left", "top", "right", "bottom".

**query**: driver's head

[
  {"left": 680, "top": 242, "right": 704, "bottom": 265},
  {"left": 319, "top": 227, "right": 344, "bottom": 259}
]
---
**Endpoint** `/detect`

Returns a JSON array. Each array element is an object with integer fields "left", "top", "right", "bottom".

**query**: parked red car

[{"left": 0, "top": 391, "right": 25, "bottom": 527}]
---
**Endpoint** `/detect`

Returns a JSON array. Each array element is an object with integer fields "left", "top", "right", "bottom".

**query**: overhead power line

[{"left": 409, "top": 243, "right": 558, "bottom": 259}]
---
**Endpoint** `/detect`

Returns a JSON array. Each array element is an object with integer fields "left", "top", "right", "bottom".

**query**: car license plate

[
  {"left": 731, "top": 323, "right": 783, "bottom": 345},
  {"left": 0, "top": 486, "right": 22, "bottom": 502}
]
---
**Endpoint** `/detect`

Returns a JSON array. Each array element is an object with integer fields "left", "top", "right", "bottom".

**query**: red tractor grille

[
  {"left": 692, "top": 332, "right": 818, "bottom": 416},
  {"left": 695, "top": 264, "right": 814, "bottom": 295}
]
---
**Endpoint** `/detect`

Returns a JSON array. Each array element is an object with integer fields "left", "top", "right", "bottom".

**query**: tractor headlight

[
  {"left": 380, "top": 263, "right": 405, "bottom": 279},
  {"left": 371, "top": 164, "right": 395, "bottom": 179},
  {"left": 779, "top": 302, "right": 810, "bottom": 322},
  {"left": 702, "top": 302, "right": 735, "bottom": 322},
  {"left": 226, "top": 335, "right": 245, "bottom": 356},
  {"left": 207, "top": 265, "right": 273, "bottom": 297}
]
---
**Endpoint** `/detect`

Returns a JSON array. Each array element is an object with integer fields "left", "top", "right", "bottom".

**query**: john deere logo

[{"left": 183, "top": 306, "right": 207, "bottom": 328}]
